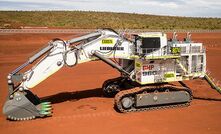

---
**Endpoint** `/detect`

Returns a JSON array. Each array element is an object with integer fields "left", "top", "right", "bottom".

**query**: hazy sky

[{"left": 0, "top": 0, "right": 220, "bottom": 17}]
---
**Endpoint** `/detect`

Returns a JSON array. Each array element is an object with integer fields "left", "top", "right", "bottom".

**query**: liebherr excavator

[{"left": 3, "top": 28, "right": 219, "bottom": 121}]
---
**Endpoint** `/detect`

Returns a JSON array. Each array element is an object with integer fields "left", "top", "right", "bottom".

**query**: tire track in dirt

[{"left": 0, "top": 110, "right": 117, "bottom": 128}]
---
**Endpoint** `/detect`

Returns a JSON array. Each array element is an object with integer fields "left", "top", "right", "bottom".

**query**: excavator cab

[{"left": 133, "top": 32, "right": 166, "bottom": 55}]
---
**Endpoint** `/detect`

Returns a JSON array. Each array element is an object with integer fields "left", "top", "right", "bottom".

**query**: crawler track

[{"left": 115, "top": 84, "right": 193, "bottom": 113}]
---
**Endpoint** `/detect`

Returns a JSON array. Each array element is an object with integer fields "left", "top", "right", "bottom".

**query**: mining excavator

[{"left": 3, "top": 28, "right": 221, "bottom": 121}]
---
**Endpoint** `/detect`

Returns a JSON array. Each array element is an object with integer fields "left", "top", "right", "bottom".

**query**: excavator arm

[{"left": 3, "top": 29, "right": 134, "bottom": 120}]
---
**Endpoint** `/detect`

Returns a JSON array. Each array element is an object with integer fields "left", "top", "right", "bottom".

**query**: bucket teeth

[
  {"left": 41, "top": 102, "right": 51, "bottom": 105},
  {"left": 39, "top": 102, "right": 53, "bottom": 116},
  {"left": 41, "top": 104, "right": 52, "bottom": 108},
  {"left": 40, "top": 111, "right": 52, "bottom": 116},
  {"left": 41, "top": 107, "right": 53, "bottom": 111}
]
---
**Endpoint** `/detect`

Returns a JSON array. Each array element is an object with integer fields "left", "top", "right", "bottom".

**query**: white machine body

[
  {"left": 120, "top": 32, "right": 206, "bottom": 85},
  {"left": 18, "top": 29, "right": 206, "bottom": 89}
]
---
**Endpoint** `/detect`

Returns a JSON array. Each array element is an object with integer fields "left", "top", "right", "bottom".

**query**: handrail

[{"left": 204, "top": 71, "right": 221, "bottom": 94}]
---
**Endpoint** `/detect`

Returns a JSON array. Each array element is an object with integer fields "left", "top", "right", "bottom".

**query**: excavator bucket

[{"left": 3, "top": 90, "right": 52, "bottom": 121}]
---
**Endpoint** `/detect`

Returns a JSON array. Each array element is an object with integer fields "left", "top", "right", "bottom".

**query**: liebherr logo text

[{"left": 100, "top": 47, "right": 124, "bottom": 51}]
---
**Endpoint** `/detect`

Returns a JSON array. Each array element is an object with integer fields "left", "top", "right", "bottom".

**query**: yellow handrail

[{"left": 204, "top": 74, "right": 221, "bottom": 94}]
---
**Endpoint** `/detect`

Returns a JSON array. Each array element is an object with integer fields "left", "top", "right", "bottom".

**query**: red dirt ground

[{"left": 0, "top": 32, "right": 221, "bottom": 134}]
